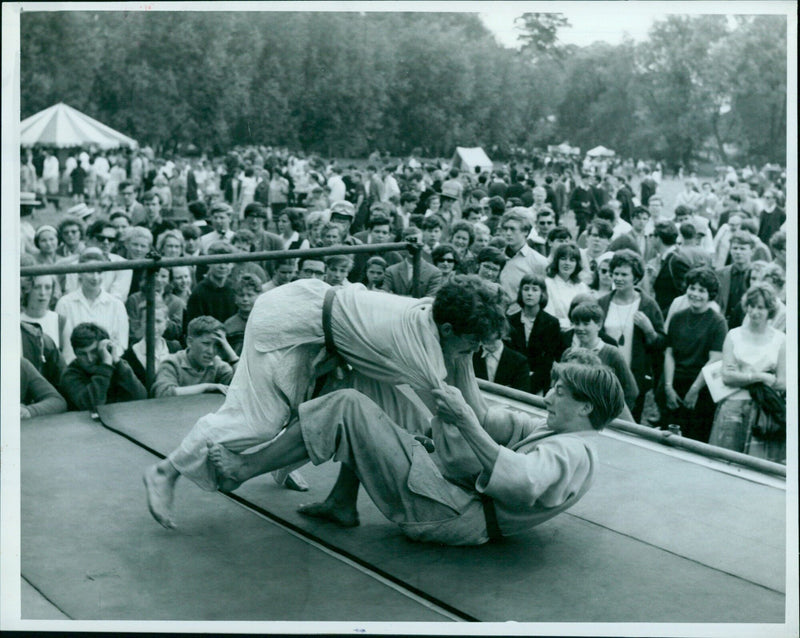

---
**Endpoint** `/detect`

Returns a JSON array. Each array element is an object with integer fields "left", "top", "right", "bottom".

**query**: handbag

[{"left": 748, "top": 382, "right": 786, "bottom": 441}]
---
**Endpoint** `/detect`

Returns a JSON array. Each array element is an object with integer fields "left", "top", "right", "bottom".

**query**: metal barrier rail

[
  {"left": 21, "top": 242, "right": 423, "bottom": 389},
  {"left": 477, "top": 379, "right": 786, "bottom": 478}
]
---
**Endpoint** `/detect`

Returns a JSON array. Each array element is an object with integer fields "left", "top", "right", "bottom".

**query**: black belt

[
  {"left": 479, "top": 493, "right": 503, "bottom": 542},
  {"left": 322, "top": 287, "right": 337, "bottom": 355}
]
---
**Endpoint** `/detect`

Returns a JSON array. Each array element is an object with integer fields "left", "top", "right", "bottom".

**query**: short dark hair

[
  {"left": 58, "top": 217, "right": 84, "bottom": 241},
  {"left": 476, "top": 246, "right": 507, "bottom": 267},
  {"left": 367, "top": 215, "right": 392, "bottom": 231},
  {"left": 187, "top": 200, "right": 208, "bottom": 220},
  {"left": 587, "top": 219, "right": 613, "bottom": 240},
  {"left": 517, "top": 274, "right": 548, "bottom": 308},
  {"left": 422, "top": 214, "right": 446, "bottom": 231},
  {"left": 449, "top": 220, "right": 475, "bottom": 245},
  {"left": 70, "top": 322, "right": 109, "bottom": 350},
  {"left": 432, "top": 275, "right": 508, "bottom": 342},
  {"left": 569, "top": 301, "right": 605, "bottom": 325},
  {"left": 432, "top": 243, "right": 458, "bottom": 265},
  {"left": 632, "top": 206, "right": 651, "bottom": 220},
  {"left": 674, "top": 204, "right": 693, "bottom": 219},
  {"left": 729, "top": 230, "right": 756, "bottom": 248},
  {"left": 653, "top": 221, "right": 679, "bottom": 246},
  {"left": 187, "top": 315, "right": 223, "bottom": 339},
  {"left": 546, "top": 226, "right": 572, "bottom": 245},
  {"left": 683, "top": 267, "right": 720, "bottom": 297},
  {"left": 244, "top": 202, "right": 267, "bottom": 219},
  {"left": 546, "top": 243, "right": 583, "bottom": 283},
  {"left": 141, "top": 190, "right": 160, "bottom": 203},
  {"left": 180, "top": 223, "right": 202, "bottom": 240},
  {"left": 609, "top": 249, "right": 645, "bottom": 283},
  {"left": 551, "top": 362, "right": 625, "bottom": 430},
  {"left": 86, "top": 220, "right": 115, "bottom": 239}
]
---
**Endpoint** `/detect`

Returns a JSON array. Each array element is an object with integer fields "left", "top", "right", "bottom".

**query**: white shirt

[
  {"left": 383, "top": 174, "right": 401, "bottom": 202},
  {"left": 327, "top": 175, "right": 346, "bottom": 202},
  {"left": 62, "top": 253, "right": 132, "bottom": 302},
  {"left": 43, "top": 156, "right": 59, "bottom": 179},
  {"left": 544, "top": 276, "right": 591, "bottom": 330},
  {"left": 499, "top": 243, "right": 548, "bottom": 302},
  {"left": 55, "top": 287, "right": 129, "bottom": 363},
  {"left": 200, "top": 229, "right": 235, "bottom": 254}
]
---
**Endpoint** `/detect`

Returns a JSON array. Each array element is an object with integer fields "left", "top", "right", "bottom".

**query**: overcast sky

[{"left": 475, "top": 1, "right": 791, "bottom": 49}]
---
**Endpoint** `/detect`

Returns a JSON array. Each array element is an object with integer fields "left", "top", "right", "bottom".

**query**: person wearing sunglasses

[{"left": 432, "top": 243, "right": 459, "bottom": 285}]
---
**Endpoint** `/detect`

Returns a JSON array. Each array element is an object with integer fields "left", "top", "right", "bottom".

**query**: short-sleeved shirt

[
  {"left": 667, "top": 307, "right": 728, "bottom": 378},
  {"left": 152, "top": 350, "right": 233, "bottom": 397}
]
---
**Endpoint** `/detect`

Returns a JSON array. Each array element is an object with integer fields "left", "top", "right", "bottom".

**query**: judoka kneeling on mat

[{"left": 207, "top": 362, "right": 625, "bottom": 546}]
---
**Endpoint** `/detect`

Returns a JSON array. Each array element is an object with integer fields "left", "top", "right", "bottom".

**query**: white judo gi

[{"left": 169, "top": 278, "right": 451, "bottom": 490}]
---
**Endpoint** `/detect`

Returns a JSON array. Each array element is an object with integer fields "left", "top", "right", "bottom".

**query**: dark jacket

[
  {"left": 122, "top": 339, "right": 183, "bottom": 391},
  {"left": 505, "top": 309, "right": 563, "bottom": 395},
  {"left": 596, "top": 290, "right": 666, "bottom": 391},
  {"left": 60, "top": 358, "right": 147, "bottom": 411},
  {"left": 382, "top": 259, "right": 443, "bottom": 298},
  {"left": 473, "top": 345, "right": 531, "bottom": 393}
]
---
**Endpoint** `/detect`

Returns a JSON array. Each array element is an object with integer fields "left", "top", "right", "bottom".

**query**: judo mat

[{"left": 20, "top": 395, "right": 786, "bottom": 624}]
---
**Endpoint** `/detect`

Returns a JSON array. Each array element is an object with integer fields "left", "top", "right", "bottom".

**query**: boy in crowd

[
  {"left": 224, "top": 274, "right": 262, "bottom": 356},
  {"left": 184, "top": 241, "right": 238, "bottom": 329},
  {"left": 152, "top": 316, "right": 238, "bottom": 398},
  {"left": 60, "top": 323, "right": 146, "bottom": 410}
]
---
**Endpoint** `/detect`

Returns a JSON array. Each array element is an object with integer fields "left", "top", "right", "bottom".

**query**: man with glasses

[
  {"left": 475, "top": 247, "right": 507, "bottom": 284},
  {"left": 119, "top": 180, "right": 146, "bottom": 225},
  {"left": 297, "top": 257, "right": 326, "bottom": 281},
  {"left": 527, "top": 207, "right": 556, "bottom": 256},
  {"left": 498, "top": 210, "right": 548, "bottom": 302},
  {"left": 62, "top": 221, "right": 132, "bottom": 301},
  {"left": 757, "top": 189, "right": 785, "bottom": 246}
]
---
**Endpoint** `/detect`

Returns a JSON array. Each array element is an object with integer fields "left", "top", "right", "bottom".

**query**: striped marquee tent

[{"left": 20, "top": 102, "right": 138, "bottom": 149}]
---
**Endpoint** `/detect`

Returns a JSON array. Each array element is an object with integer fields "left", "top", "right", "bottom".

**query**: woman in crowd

[
  {"left": 276, "top": 207, "right": 310, "bottom": 250},
  {"left": 33, "top": 225, "right": 60, "bottom": 267},
  {"left": 564, "top": 301, "right": 638, "bottom": 414},
  {"left": 544, "top": 242, "right": 590, "bottom": 330},
  {"left": 122, "top": 301, "right": 183, "bottom": 391},
  {"left": 448, "top": 220, "right": 477, "bottom": 274},
  {"left": 156, "top": 229, "right": 185, "bottom": 259},
  {"left": 56, "top": 218, "right": 86, "bottom": 259},
  {"left": 506, "top": 275, "right": 563, "bottom": 395},
  {"left": 423, "top": 193, "right": 441, "bottom": 218},
  {"left": 319, "top": 222, "right": 343, "bottom": 248},
  {"left": 747, "top": 260, "right": 786, "bottom": 331},
  {"left": 596, "top": 249, "right": 665, "bottom": 422},
  {"left": 432, "top": 243, "right": 459, "bottom": 285},
  {"left": 124, "top": 226, "right": 155, "bottom": 297},
  {"left": 708, "top": 283, "right": 786, "bottom": 462},
  {"left": 125, "top": 266, "right": 185, "bottom": 345},
  {"left": 21, "top": 274, "right": 65, "bottom": 349},
  {"left": 661, "top": 268, "right": 728, "bottom": 442},
  {"left": 364, "top": 256, "right": 388, "bottom": 290},
  {"left": 306, "top": 211, "right": 329, "bottom": 248},
  {"left": 588, "top": 251, "right": 614, "bottom": 298},
  {"left": 170, "top": 266, "right": 194, "bottom": 306}
]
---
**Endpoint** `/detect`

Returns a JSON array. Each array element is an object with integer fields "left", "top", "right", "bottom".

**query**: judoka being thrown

[
  {"left": 145, "top": 275, "right": 508, "bottom": 528},
  {"left": 208, "top": 362, "right": 624, "bottom": 545}
]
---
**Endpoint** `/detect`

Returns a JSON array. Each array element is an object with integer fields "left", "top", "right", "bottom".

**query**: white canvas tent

[
  {"left": 450, "top": 146, "right": 493, "bottom": 174},
  {"left": 548, "top": 142, "right": 581, "bottom": 156},
  {"left": 586, "top": 145, "right": 616, "bottom": 158},
  {"left": 20, "top": 102, "right": 138, "bottom": 149}
]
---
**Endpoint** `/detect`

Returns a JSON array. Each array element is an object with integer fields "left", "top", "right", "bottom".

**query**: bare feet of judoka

[
  {"left": 207, "top": 441, "right": 249, "bottom": 489},
  {"left": 143, "top": 462, "right": 178, "bottom": 529},
  {"left": 272, "top": 468, "right": 309, "bottom": 492},
  {"left": 297, "top": 499, "right": 360, "bottom": 528}
]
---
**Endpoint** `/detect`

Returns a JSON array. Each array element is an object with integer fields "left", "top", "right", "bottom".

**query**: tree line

[{"left": 20, "top": 11, "right": 787, "bottom": 166}]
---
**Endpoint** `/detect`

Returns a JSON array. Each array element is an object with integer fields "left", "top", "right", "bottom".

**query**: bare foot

[
  {"left": 207, "top": 441, "right": 249, "bottom": 485},
  {"left": 272, "top": 468, "right": 310, "bottom": 492},
  {"left": 297, "top": 500, "right": 360, "bottom": 528},
  {"left": 143, "top": 463, "right": 177, "bottom": 529}
]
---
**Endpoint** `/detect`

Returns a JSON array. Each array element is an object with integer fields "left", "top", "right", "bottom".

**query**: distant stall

[{"left": 450, "top": 146, "right": 493, "bottom": 174}]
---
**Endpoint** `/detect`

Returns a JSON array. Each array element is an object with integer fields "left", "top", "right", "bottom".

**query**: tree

[{"left": 515, "top": 12, "right": 571, "bottom": 62}]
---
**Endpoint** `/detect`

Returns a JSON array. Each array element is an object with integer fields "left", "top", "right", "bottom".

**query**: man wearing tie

[{"left": 473, "top": 338, "right": 530, "bottom": 392}]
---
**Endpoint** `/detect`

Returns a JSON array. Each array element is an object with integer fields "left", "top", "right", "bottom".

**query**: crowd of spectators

[{"left": 19, "top": 146, "right": 788, "bottom": 465}]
